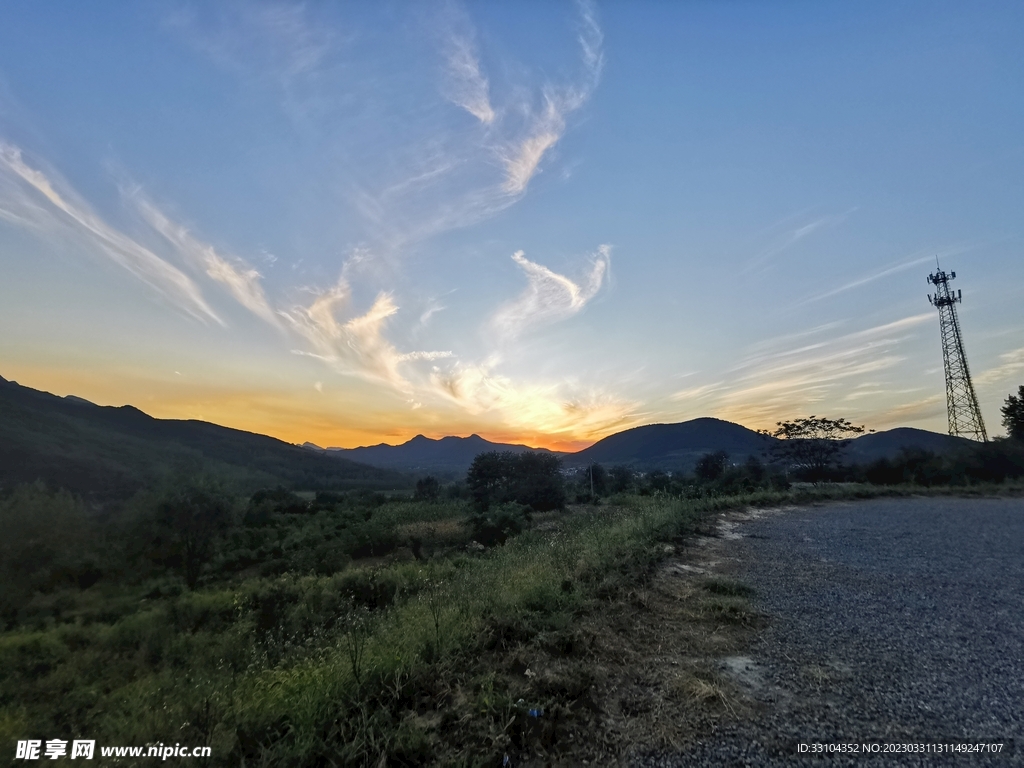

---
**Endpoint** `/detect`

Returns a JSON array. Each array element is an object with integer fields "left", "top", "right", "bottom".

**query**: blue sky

[{"left": 1, "top": 1, "right": 1021, "bottom": 449}]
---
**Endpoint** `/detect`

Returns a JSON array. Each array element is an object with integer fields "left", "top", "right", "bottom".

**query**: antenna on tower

[{"left": 926, "top": 262, "right": 987, "bottom": 441}]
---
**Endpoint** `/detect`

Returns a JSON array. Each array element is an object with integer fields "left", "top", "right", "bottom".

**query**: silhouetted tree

[
  {"left": 414, "top": 476, "right": 440, "bottom": 501},
  {"left": 1002, "top": 385, "right": 1024, "bottom": 440},
  {"left": 156, "top": 485, "right": 234, "bottom": 589},
  {"left": 0, "top": 483, "right": 96, "bottom": 625},
  {"left": 608, "top": 466, "right": 635, "bottom": 494},
  {"left": 762, "top": 416, "right": 869, "bottom": 482},
  {"left": 695, "top": 451, "right": 729, "bottom": 482},
  {"left": 466, "top": 451, "right": 565, "bottom": 511},
  {"left": 743, "top": 454, "right": 766, "bottom": 483},
  {"left": 647, "top": 469, "right": 671, "bottom": 492}
]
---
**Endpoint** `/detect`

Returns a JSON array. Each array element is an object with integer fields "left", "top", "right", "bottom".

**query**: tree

[
  {"left": 414, "top": 476, "right": 440, "bottom": 501},
  {"left": 1002, "top": 385, "right": 1024, "bottom": 440},
  {"left": 607, "top": 465, "right": 635, "bottom": 494},
  {"left": 647, "top": 469, "right": 671, "bottom": 492},
  {"left": 762, "top": 416, "right": 869, "bottom": 482},
  {"left": 466, "top": 451, "right": 517, "bottom": 511},
  {"left": 156, "top": 485, "right": 234, "bottom": 589},
  {"left": 466, "top": 451, "right": 565, "bottom": 511},
  {"left": 695, "top": 451, "right": 729, "bottom": 482},
  {"left": 0, "top": 483, "right": 96, "bottom": 625}
]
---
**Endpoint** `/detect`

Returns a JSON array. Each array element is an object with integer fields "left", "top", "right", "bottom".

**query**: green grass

[
  {"left": 3, "top": 483, "right": 1023, "bottom": 765},
  {"left": 702, "top": 578, "right": 756, "bottom": 598}
]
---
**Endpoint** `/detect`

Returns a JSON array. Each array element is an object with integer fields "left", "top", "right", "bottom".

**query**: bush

[
  {"left": 330, "top": 568, "right": 405, "bottom": 610},
  {"left": 0, "top": 484, "right": 95, "bottom": 626},
  {"left": 467, "top": 503, "right": 532, "bottom": 547},
  {"left": 861, "top": 442, "right": 1024, "bottom": 486},
  {"left": 954, "top": 439, "right": 1024, "bottom": 483},
  {"left": 414, "top": 476, "right": 440, "bottom": 502}
]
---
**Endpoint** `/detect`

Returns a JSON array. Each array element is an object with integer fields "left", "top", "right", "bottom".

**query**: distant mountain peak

[
  {"left": 0, "top": 376, "right": 411, "bottom": 500},
  {"left": 64, "top": 395, "right": 96, "bottom": 407},
  {"left": 331, "top": 433, "right": 561, "bottom": 474}
]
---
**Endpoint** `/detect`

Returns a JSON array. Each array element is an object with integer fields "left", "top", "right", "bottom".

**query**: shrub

[
  {"left": 467, "top": 503, "right": 532, "bottom": 547},
  {"left": 330, "top": 568, "right": 404, "bottom": 610},
  {"left": 0, "top": 484, "right": 95, "bottom": 626},
  {"left": 414, "top": 476, "right": 440, "bottom": 502}
]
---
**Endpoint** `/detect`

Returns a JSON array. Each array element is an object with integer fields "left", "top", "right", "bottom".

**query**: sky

[{"left": 0, "top": 1, "right": 1022, "bottom": 451}]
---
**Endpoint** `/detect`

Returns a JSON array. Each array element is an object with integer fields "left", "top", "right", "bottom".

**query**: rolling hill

[
  {"left": 565, "top": 418, "right": 774, "bottom": 469},
  {"left": 840, "top": 427, "right": 970, "bottom": 464},
  {"left": 0, "top": 374, "right": 410, "bottom": 501}
]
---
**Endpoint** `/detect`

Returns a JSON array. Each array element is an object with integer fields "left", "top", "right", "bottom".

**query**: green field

[{"left": 10, "top": 478, "right": 1013, "bottom": 766}]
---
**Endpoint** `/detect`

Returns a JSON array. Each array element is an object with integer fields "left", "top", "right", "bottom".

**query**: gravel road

[{"left": 639, "top": 496, "right": 1024, "bottom": 767}]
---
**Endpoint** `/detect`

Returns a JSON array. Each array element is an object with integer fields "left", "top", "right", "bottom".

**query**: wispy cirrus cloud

[
  {"left": 166, "top": 1, "right": 335, "bottom": 117},
  {"left": 797, "top": 245, "right": 979, "bottom": 306},
  {"left": 975, "top": 345, "right": 1024, "bottom": 387},
  {"left": 742, "top": 209, "right": 855, "bottom": 274},
  {"left": 129, "top": 192, "right": 280, "bottom": 328},
  {"left": 670, "top": 313, "right": 935, "bottom": 428},
  {"left": 441, "top": 23, "right": 495, "bottom": 125},
  {"left": 354, "top": 1, "right": 605, "bottom": 253},
  {"left": 868, "top": 394, "right": 946, "bottom": 429},
  {"left": 168, "top": 1, "right": 332, "bottom": 81},
  {"left": 0, "top": 142, "right": 222, "bottom": 324},
  {"left": 501, "top": 101, "right": 566, "bottom": 196},
  {"left": 279, "top": 277, "right": 452, "bottom": 391},
  {"left": 799, "top": 255, "right": 935, "bottom": 305},
  {"left": 491, "top": 245, "right": 610, "bottom": 339},
  {"left": 499, "top": 0, "right": 604, "bottom": 195}
]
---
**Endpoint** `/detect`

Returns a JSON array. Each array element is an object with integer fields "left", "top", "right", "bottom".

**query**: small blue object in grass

[{"left": 528, "top": 708, "right": 543, "bottom": 717}]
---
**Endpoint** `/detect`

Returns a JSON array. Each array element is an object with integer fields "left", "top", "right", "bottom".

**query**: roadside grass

[
  {"left": 702, "top": 577, "right": 756, "bottom": 598},
  {"left": 3, "top": 482, "right": 1023, "bottom": 765}
]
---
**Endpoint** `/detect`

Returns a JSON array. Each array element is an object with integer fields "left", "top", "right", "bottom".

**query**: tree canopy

[
  {"left": 155, "top": 484, "right": 235, "bottom": 589},
  {"left": 762, "top": 416, "right": 868, "bottom": 481},
  {"left": 1002, "top": 385, "right": 1024, "bottom": 440},
  {"left": 466, "top": 451, "right": 565, "bottom": 511}
]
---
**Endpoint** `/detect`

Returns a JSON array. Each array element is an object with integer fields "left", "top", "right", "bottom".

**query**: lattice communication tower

[{"left": 927, "top": 263, "right": 987, "bottom": 441}]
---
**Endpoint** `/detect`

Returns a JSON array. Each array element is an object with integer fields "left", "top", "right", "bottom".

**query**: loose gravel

[{"left": 637, "top": 496, "right": 1024, "bottom": 767}]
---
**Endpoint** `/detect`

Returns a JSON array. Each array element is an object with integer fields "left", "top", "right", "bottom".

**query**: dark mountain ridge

[
  {"left": 0, "top": 376, "right": 409, "bottom": 500},
  {"left": 841, "top": 427, "right": 971, "bottom": 463},
  {"left": 330, "top": 434, "right": 563, "bottom": 477}
]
